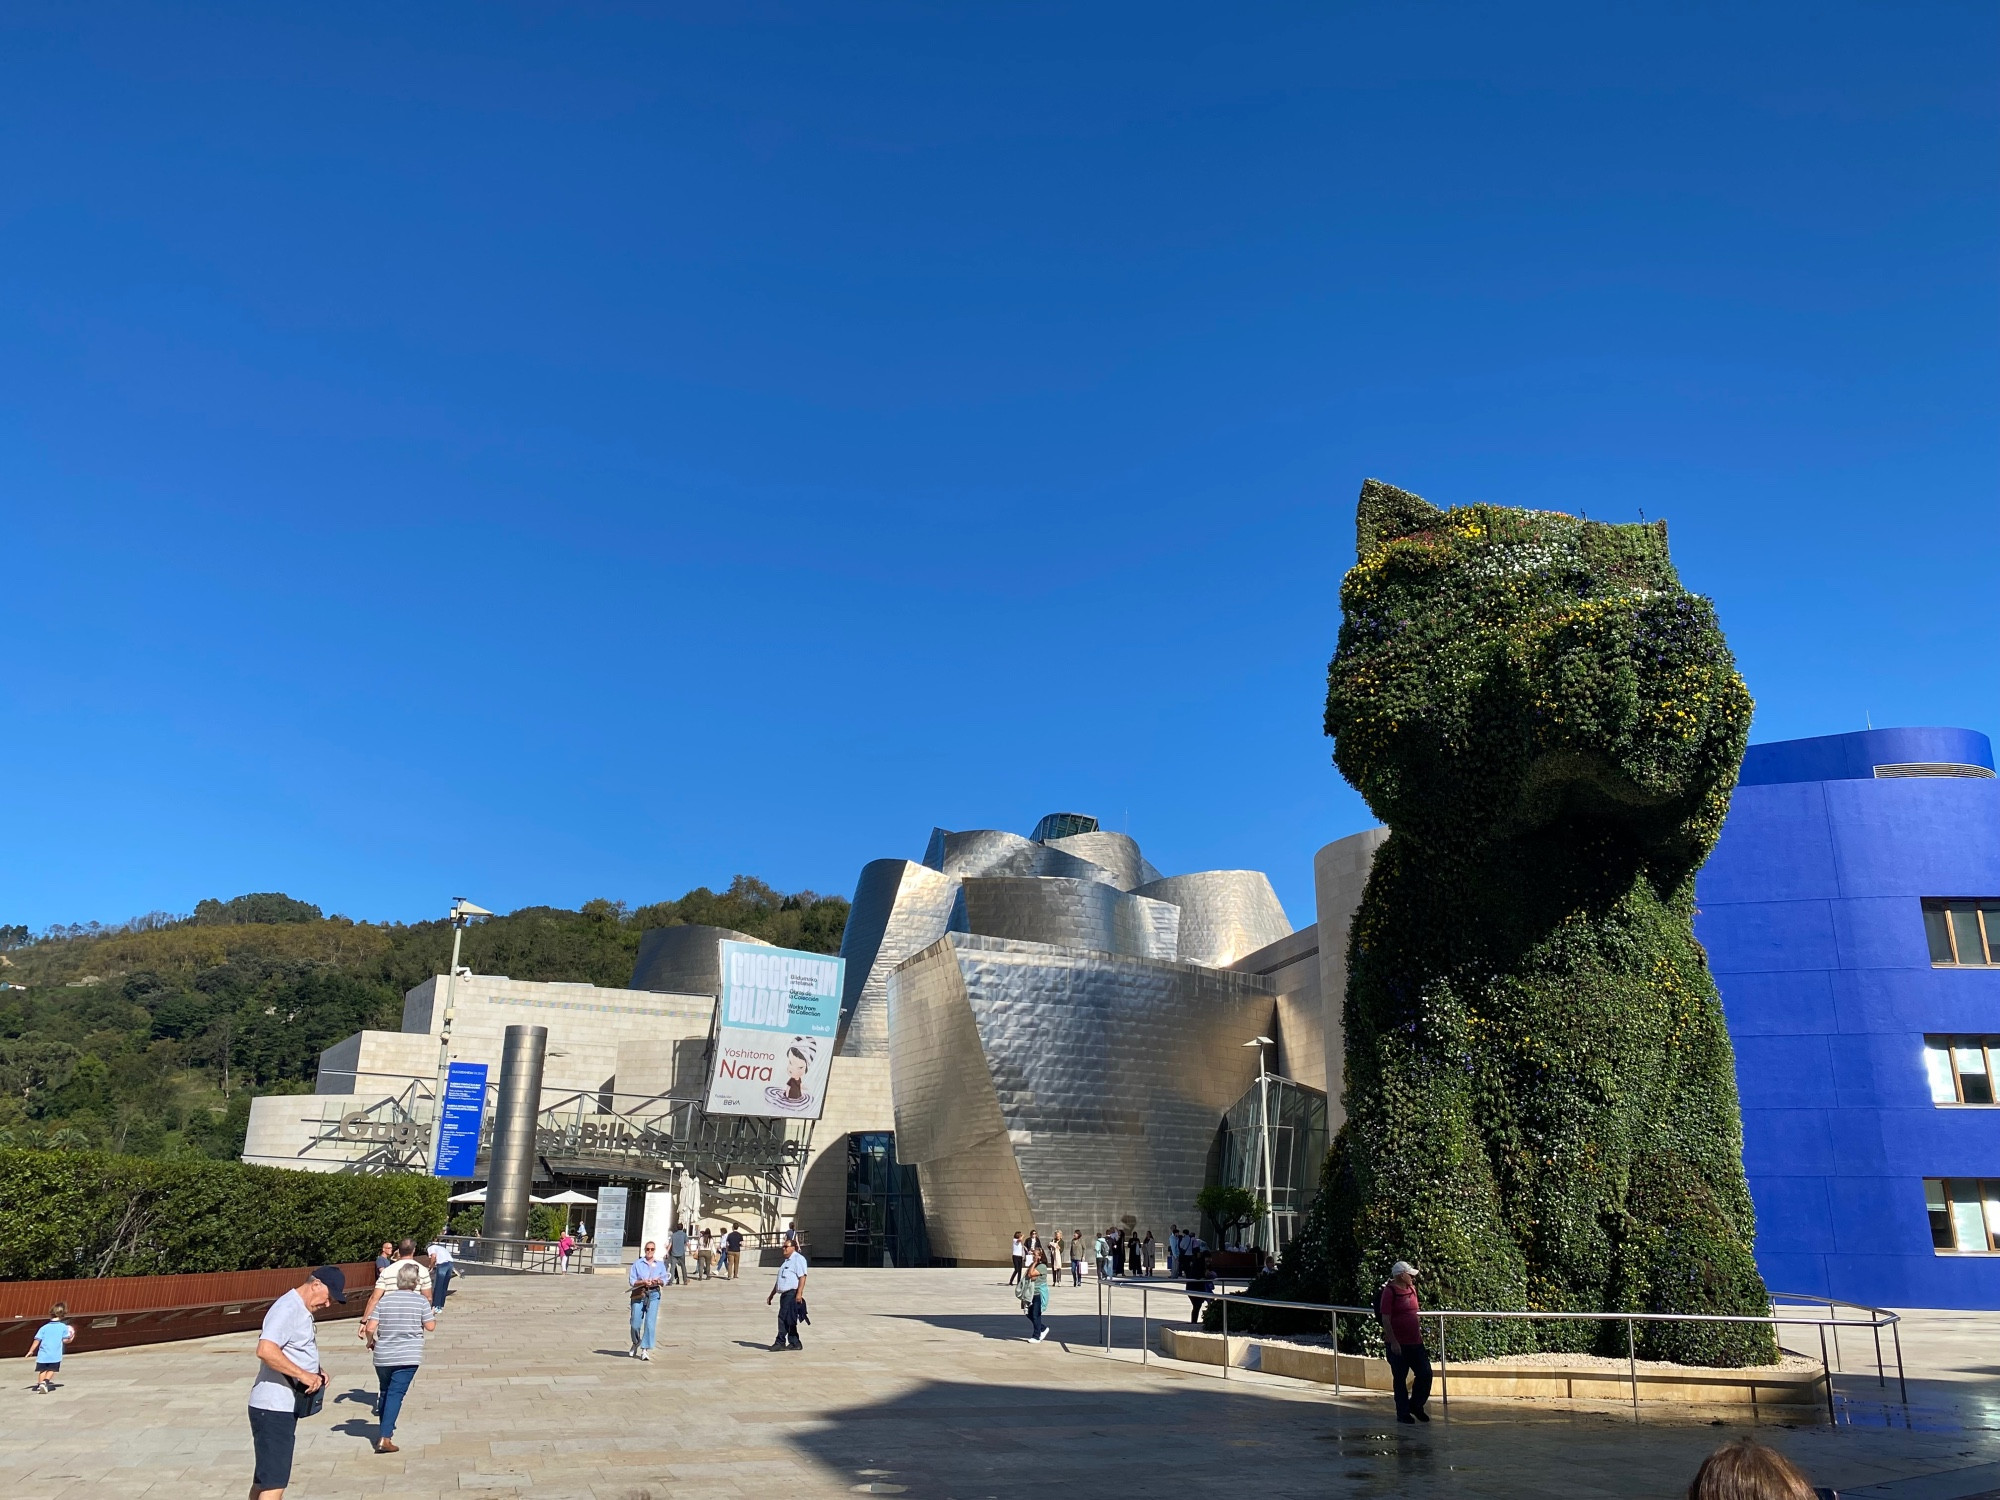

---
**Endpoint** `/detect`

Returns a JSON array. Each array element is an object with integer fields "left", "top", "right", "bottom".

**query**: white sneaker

[
  {"left": 640, "top": 1349, "right": 651, "bottom": 1361},
  {"left": 1037, "top": 1328, "right": 1049, "bottom": 1342}
]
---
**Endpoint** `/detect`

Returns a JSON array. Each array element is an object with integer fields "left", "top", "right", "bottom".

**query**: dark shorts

[
  {"left": 248, "top": 1406, "right": 297, "bottom": 1489},
  {"left": 35, "top": 1362, "right": 59, "bottom": 1374}
]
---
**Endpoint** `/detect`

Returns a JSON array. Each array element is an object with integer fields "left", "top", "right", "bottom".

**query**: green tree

[{"left": 1195, "top": 1185, "right": 1267, "bottom": 1248}]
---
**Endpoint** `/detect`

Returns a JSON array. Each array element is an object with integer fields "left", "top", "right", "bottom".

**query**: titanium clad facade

[
  {"left": 1133, "top": 871, "right": 1292, "bottom": 967},
  {"left": 836, "top": 859, "right": 960, "bottom": 1058},
  {"left": 954, "top": 876, "right": 1180, "bottom": 961},
  {"left": 1042, "top": 831, "right": 1162, "bottom": 891},
  {"left": 923, "top": 827, "right": 1121, "bottom": 884},
  {"left": 629, "top": 924, "right": 770, "bottom": 999},
  {"left": 888, "top": 933, "right": 1278, "bottom": 1262}
]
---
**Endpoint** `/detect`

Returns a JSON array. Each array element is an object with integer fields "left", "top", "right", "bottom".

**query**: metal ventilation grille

[{"left": 1873, "top": 762, "right": 1997, "bottom": 779}]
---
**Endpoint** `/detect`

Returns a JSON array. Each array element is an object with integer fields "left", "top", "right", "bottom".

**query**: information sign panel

[
  {"left": 703, "top": 940, "right": 843, "bottom": 1120},
  {"left": 431, "top": 1060, "right": 489, "bottom": 1178},
  {"left": 594, "top": 1185, "right": 629, "bottom": 1268}
]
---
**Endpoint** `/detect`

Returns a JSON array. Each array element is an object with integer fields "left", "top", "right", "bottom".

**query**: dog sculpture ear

[{"left": 1356, "top": 479, "right": 1445, "bottom": 561}]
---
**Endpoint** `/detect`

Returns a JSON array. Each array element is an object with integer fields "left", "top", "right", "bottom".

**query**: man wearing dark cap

[{"left": 247, "top": 1265, "right": 344, "bottom": 1500}]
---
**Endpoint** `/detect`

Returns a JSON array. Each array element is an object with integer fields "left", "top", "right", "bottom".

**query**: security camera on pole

[{"left": 430, "top": 898, "right": 492, "bottom": 1172}]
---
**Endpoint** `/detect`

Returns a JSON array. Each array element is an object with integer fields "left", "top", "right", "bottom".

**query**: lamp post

[
  {"left": 430, "top": 897, "right": 493, "bottom": 1173},
  {"left": 1242, "top": 1035, "right": 1276, "bottom": 1254}
]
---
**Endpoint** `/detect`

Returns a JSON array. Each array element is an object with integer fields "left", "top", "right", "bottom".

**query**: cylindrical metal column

[{"left": 485, "top": 1025, "right": 548, "bottom": 1252}]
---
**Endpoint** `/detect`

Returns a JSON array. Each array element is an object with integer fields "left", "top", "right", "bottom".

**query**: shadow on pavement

[{"left": 785, "top": 1369, "right": 1996, "bottom": 1499}]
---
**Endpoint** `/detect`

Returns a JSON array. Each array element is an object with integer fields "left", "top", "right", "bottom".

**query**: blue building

[{"left": 1697, "top": 727, "right": 2000, "bottom": 1309}]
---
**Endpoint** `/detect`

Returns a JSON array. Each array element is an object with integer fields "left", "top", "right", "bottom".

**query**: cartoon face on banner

[{"left": 703, "top": 941, "right": 843, "bottom": 1120}]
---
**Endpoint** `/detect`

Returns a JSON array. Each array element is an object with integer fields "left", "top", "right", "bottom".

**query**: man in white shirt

[
  {"left": 247, "top": 1265, "right": 343, "bottom": 1500},
  {"left": 364, "top": 1239, "right": 433, "bottom": 1320},
  {"left": 766, "top": 1237, "right": 809, "bottom": 1351},
  {"left": 426, "top": 1236, "right": 455, "bottom": 1309}
]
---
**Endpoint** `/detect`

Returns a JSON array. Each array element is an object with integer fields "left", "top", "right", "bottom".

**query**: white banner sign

[{"left": 703, "top": 940, "right": 844, "bottom": 1120}]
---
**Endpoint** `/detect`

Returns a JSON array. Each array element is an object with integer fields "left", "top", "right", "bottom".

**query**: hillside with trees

[{"left": 0, "top": 877, "right": 849, "bottom": 1163}]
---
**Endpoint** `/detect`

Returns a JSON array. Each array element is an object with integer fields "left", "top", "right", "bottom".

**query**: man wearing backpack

[{"left": 1378, "top": 1260, "right": 1431, "bottom": 1424}]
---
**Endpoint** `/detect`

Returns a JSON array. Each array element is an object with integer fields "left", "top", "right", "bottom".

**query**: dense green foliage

[
  {"left": 0, "top": 1145, "right": 450, "bottom": 1279},
  {"left": 1235, "top": 481, "right": 1771, "bottom": 1367},
  {"left": 0, "top": 876, "right": 849, "bottom": 1164}
]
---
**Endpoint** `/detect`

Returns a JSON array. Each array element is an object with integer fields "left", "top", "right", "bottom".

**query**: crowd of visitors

[
  {"left": 1008, "top": 1224, "right": 1198, "bottom": 1285},
  {"left": 228, "top": 1219, "right": 1829, "bottom": 1500}
]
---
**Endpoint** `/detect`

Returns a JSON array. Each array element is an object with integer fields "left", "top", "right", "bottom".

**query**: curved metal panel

[
  {"left": 1134, "top": 871, "right": 1293, "bottom": 967},
  {"left": 957, "top": 877, "right": 1179, "bottom": 961},
  {"left": 887, "top": 933, "right": 1275, "bottom": 1255},
  {"left": 837, "top": 860, "right": 960, "bottom": 1059},
  {"left": 927, "top": 828, "right": 1122, "bottom": 885},
  {"left": 1044, "top": 831, "right": 1151, "bottom": 891},
  {"left": 628, "top": 924, "right": 770, "bottom": 997}
]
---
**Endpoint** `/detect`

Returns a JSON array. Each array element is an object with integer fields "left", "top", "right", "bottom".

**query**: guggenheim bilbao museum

[
  {"left": 245, "top": 731, "right": 2000, "bottom": 1308},
  {"left": 244, "top": 812, "right": 1384, "bottom": 1265}
]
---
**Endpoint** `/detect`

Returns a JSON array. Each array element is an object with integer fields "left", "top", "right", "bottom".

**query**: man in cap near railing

[
  {"left": 1378, "top": 1261, "right": 1431, "bottom": 1424},
  {"left": 766, "top": 1234, "right": 808, "bottom": 1350},
  {"left": 247, "top": 1265, "right": 344, "bottom": 1500}
]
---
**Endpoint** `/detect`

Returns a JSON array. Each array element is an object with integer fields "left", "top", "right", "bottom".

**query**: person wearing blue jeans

[
  {"left": 362, "top": 1264, "right": 435, "bottom": 1454},
  {"left": 628, "top": 1242, "right": 667, "bottom": 1360},
  {"left": 1020, "top": 1253, "right": 1052, "bottom": 1342}
]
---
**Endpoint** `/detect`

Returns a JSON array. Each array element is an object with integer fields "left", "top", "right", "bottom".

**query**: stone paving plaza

[{"left": 9, "top": 1267, "right": 2000, "bottom": 1500}]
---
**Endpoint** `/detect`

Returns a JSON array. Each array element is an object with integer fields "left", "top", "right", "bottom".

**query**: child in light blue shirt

[{"left": 27, "top": 1302, "right": 74, "bottom": 1393}]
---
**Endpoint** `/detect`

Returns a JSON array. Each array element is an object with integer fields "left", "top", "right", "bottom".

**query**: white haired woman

[{"left": 360, "top": 1260, "right": 436, "bottom": 1453}]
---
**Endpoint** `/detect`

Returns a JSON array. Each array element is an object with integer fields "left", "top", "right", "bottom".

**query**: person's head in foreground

[{"left": 1687, "top": 1438, "right": 1814, "bottom": 1500}]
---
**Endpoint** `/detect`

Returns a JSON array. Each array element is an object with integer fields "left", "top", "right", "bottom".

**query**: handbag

[{"left": 289, "top": 1375, "right": 325, "bottom": 1418}]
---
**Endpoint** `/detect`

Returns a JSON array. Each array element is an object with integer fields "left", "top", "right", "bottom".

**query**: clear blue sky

[{"left": 3, "top": 3, "right": 1994, "bottom": 933}]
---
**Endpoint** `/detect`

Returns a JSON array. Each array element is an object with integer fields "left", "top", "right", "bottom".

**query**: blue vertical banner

[{"left": 432, "top": 1061, "right": 489, "bottom": 1177}]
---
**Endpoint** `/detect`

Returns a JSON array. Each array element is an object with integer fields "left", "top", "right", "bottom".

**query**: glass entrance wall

[
  {"left": 843, "top": 1131, "right": 932, "bottom": 1268},
  {"left": 1216, "top": 1077, "right": 1329, "bottom": 1253}
]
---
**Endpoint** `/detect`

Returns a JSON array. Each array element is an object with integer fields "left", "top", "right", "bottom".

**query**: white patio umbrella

[
  {"left": 538, "top": 1189, "right": 597, "bottom": 1205},
  {"left": 446, "top": 1187, "right": 487, "bottom": 1203}
]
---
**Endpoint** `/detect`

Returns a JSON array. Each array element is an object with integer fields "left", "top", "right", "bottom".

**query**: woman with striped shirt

[{"left": 360, "top": 1262, "right": 436, "bottom": 1454}]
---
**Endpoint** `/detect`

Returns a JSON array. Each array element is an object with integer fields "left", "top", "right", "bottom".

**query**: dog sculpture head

[{"left": 1325, "top": 480, "right": 1751, "bottom": 870}]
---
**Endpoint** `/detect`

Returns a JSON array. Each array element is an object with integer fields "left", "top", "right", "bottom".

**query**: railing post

[
  {"left": 1221, "top": 1288, "right": 1229, "bottom": 1381},
  {"left": 1333, "top": 1308, "right": 1343, "bottom": 1398},
  {"left": 1818, "top": 1323, "right": 1836, "bottom": 1423},
  {"left": 1142, "top": 1286, "right": 1148, "bottom": 1367},
  {"left": 1891, "top": 1318, "right": 1907, "bottom": 1407},
  {"left": 1872, "top": 1318, "right": 1885, "bottom": 1389},
  {"left": 1627, "top": 1318, "right": 1640, "bottom": 1419},
  {"left": 1437, "top": 1313, "right": 1448, "bottom": 1414}
]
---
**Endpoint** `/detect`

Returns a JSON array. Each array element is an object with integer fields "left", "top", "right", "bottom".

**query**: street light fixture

[
  {"left": 1243, "top": 1036, "right": 1277, "bottom": 1255},
  {"left": 430, "top": 897, "right": 493, "bottom": 1172}
]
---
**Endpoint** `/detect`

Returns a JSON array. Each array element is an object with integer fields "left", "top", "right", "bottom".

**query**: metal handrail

[
  {"left": 449, "top": 1236, "right": 565, "bottom": 1273},
  {"left": 1096, "top": 1277, "right": 1906, "bottom": 1421}
]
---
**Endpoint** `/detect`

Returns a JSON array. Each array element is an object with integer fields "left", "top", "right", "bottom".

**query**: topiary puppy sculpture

[{"left": 1319, "top": 479, "right": 1773, "bottom": 1365}]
